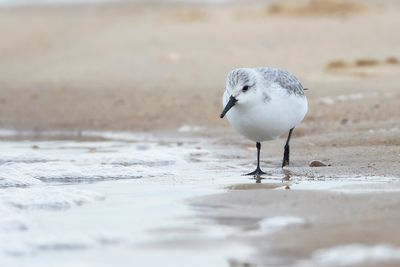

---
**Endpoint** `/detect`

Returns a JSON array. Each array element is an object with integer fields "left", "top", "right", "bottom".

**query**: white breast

[{"left": 223, "top": 85, "right": 308, "bottom": 142}]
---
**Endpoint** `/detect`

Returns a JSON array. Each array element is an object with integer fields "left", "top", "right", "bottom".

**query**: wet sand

[
  {"left": 191, "top": 188, "right": 400, "bottom": 267},
  {"left": 1, "top": 0, "right": 400, "bottom": 266}
]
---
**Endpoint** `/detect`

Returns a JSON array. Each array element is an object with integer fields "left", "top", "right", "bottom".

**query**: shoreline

[{"left": 1, "top": 127, "right": 399, "bottom": 178}]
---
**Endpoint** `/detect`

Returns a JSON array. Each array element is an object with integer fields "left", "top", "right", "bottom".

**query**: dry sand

[
  {"left": 0, "top": 0, "right": 399, "bottom": 133},
  {"left": 1, "top": 0, "right": 400, "bottom": 266}
]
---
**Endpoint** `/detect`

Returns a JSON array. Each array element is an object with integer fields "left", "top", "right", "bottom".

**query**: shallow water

[
  {"left": 0, "top": 133, "right": 256, "bottom": 267},
  {"left": 1, "top": 131, "right": 399, "bottom": 266}
]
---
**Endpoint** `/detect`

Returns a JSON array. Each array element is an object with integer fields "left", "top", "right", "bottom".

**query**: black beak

[{"left": 220, "top": 96, "right": 238, "bottom": 118}]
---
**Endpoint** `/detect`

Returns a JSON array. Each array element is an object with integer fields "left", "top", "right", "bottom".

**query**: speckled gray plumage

[
  {"left": 255, "top": 67, "right": 305, "bottom": 96},
  {"left": 227, "top": 69, "right": 253, "bottom": 90}
]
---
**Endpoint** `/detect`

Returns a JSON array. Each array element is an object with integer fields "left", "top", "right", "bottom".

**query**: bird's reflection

[
  {"left": 282, "top": 168, "right": 291, "bottom": 181},
  {"left": 252, "top": 168, "right": 292, "bottom": 187}
]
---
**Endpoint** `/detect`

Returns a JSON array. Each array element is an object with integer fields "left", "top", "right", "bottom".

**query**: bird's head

[{"left": 220, "top": 68, "right": 258, "bottom": 118}]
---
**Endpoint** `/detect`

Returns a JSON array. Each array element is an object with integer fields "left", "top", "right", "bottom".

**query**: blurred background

[{"left": 0, "top": 0, "right": 399, "bottom": 135}]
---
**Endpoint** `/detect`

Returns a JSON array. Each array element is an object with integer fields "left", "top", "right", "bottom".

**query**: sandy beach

[{"left": 1, "top": 0, "right": 400, "bottom": 266}]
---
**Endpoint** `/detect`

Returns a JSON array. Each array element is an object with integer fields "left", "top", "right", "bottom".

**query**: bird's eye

[{"left": 242, "top": 85, "right": 249, "bottom": 92}]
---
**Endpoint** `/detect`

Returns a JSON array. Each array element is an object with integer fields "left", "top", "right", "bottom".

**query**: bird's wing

[
  {"left": 256, "top": 67, "right": 305, "bottom": 96},
  {"left": 275, "top": 69, "right": 305, "bottom": 96},
  {"left": 275, "top": 70, "right": 304, "bottom": 95}
]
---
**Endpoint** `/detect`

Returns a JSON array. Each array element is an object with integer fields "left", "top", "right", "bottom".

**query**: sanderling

[{"left": 220, "top": 67, "right": 308, "bottom": 177}]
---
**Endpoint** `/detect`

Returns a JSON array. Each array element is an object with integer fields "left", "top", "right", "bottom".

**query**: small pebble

[
  {"left": 309, "top": 160, "right": 329, "bottom": 167},
  {"left": 386, "top": 56, "right": 399, "bottom": 64},
  {"left": 340, "top": 118, "right": 349, "bottom": 125}
]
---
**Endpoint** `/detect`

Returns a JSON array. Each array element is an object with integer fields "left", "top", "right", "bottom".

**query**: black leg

[
  {"left": 244, "top": 142, "right": 266, "bottom": 177},
  {"left": 282, "top": 128, "right": 294, "bottom": 168}
]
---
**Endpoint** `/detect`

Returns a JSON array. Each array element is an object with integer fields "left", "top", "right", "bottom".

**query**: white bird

[{"left": 220, "top": 67, "right": 308, "bottom": 177}]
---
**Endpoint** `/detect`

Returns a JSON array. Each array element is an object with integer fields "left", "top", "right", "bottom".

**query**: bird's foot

[
  {"left": 281, "top": 159, "right": 289, "bottom": 168},
  {"left": 243, "top": 167, "right": 266, "bottom": 178}
]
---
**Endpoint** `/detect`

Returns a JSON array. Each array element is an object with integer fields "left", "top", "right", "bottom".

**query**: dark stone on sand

[{"left": 309, "top": 160, "right": 329, "bottom": 167}]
